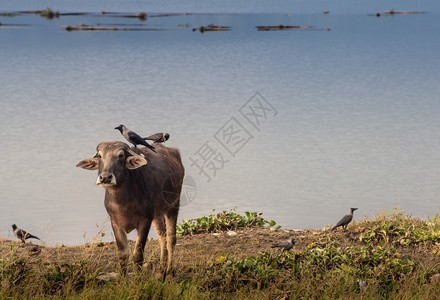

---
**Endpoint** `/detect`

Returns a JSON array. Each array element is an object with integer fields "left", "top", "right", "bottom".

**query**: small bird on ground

[
  {"left": 115, "top": 124, "right": 156, "bottom": 153},
  {"left": 331, "top": 208, "right": 358, "bottom": 231},
  {"left": 143, "top": 132, "right": 170, "bottom": 143},
  {"left": 271, "top": 237, "right": 295, "bottom": 251},
  {"left": 12, "top": 224, "right": 40, "bottom": 243}
]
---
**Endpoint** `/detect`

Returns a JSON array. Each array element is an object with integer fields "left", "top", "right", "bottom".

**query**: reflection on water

[{"left": 1, "top": 11, "right": 440, "bottom": 245}]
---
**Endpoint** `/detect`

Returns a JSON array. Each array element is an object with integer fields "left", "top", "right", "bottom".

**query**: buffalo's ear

[
  {"left": 76, "top": 158, "right": 100, "bottom": 170},
  {"left": 126, "top": 155, "right": 147, "bottom": 170}
]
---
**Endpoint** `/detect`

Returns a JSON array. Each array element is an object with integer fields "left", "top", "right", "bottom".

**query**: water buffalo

[{"left": 76, "top": 141, "right": 184, "bottom": 274}]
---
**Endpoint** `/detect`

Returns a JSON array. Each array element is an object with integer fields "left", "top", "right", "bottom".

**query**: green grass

[
  {"left": 2, "top": 207, "right": 440, "bottom": 299},
  {"left": 356, "top": 207, "right": 440, "bottom": 249}
]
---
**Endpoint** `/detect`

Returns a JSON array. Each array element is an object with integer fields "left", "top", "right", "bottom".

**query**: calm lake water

[{"left": 1, "top": 1, "right": 440, "bottom": 245}]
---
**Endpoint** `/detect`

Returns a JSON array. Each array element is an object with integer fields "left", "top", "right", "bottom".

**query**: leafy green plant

[
  {"left": 177, "top": 208, "right": 278, "bottom": 236},
  {"left": 210, "top": 242, "right": 415, "bottom": 296},
  {"left": 358, "top": 208, "right": 440, "bottom": 247}
]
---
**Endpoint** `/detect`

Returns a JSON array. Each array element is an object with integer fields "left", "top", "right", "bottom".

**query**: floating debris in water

[
  {"left": 384, "top": 10, "right": 427, "bottom": 15},
  {"left": 61, "top": 24, "right": 168, "bottom": 32},
  {"left": 18, "top": 9, "right": 91, "bottom": 19},
  {"left": 32, "top": 8, "right": 60, "bottom": 20},
  {"left": 151, "top": 13, "right": 192, "bottom": 18},
  {"left": 256, "top": 24, "right": 312, "bottom": 31},
  {"left": 369, "top": 10, "right": 426, "bottom": 17},
  {"left": 368, "top": 13, "right": 381, "bottom": 17},
  {"left": 192, "top": 24, "right": 231, "bottom": 33},
  {"left": 101, "top": 11, "right": 122, "bottom": 15},
  {"left": 0, "top": 22, "right": 31, "bottom": 28},
  {"left": 99, "top": 11, "right": 147, "bottom": 21},
  {"left": 96, "top": 23, "right": 150, "bottom": 27},
  {"left": 136, "top": 12, "right": 147, "bottom": 20},
  {"left": 0, "top": 12, "right": 22, "bottom": 17}
]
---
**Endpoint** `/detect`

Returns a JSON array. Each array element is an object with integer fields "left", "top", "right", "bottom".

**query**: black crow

[
  {"left": 115, "top": 124, "right": 156, "bottom": 153},
  {"left": 271, "top": 237, "right": 295, "bottom": 251},
  {"left": 144, "top": 132, "right": 170, "bottom": 143},
  {"left": 331, "top": 208, "right": 358, "bottom": 231},
  {"left": 12, "top": 224, "right": 40, "bottom": 243}
]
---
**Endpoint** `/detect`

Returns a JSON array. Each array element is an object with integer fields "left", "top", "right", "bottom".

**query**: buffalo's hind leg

[
  {"left": 152, "top": 217, "right": 167, "bottom": 271},
  {"left": 164, "top": 208, "right": 179, "bottom": 275}
]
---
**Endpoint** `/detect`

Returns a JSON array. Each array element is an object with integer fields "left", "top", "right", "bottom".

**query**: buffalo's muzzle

[{"left": 96, "top": 172, "right": 116, "bottom": 186}]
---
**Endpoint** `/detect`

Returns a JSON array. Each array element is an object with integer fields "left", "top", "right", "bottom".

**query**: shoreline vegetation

[
  {"left": 1, "top": 4, "right": 437, "bottom": 298},
  {"left": 2, "top": 208, "right": 440, "bottom": 298}
]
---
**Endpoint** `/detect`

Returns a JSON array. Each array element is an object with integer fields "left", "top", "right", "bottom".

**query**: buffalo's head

[{"left": 76, "top": 141, "right": 147, "bottom": 187}]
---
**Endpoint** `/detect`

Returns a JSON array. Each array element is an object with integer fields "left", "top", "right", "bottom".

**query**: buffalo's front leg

[
  {"left": 133, "top": 220, "right": 152, "bottom": 268},
  {"left": 111, "top": 221, "right": 129, "bottom": 273}
]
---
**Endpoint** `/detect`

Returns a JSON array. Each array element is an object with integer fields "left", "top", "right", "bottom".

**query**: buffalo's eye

[{"left": 118, "top": 153, "right": 124, "bottom": 159}]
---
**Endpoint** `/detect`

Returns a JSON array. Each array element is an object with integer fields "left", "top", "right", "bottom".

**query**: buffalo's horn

[
  {"left": 126, "top": 148, "right": 139, "bottom": 157},
  {"left": 127, "top": 148, "right": 145, "bottom": 158}
]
